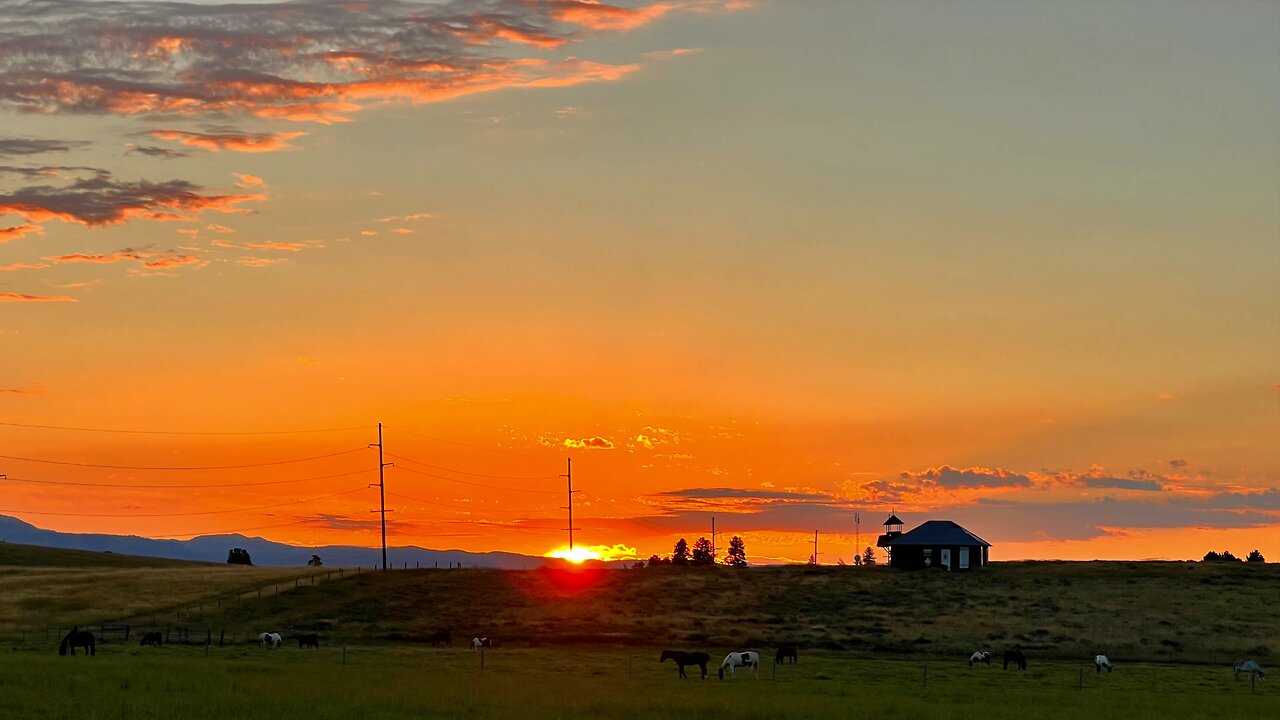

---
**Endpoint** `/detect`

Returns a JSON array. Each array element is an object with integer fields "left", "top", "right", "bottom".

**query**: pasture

[{"left": 0, "top": 642, "right": 1271, "bottom": 720}]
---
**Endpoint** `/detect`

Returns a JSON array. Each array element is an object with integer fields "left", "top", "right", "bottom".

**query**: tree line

[
  {"left": 643, "top": 536, "right": 747, "bottom": 567},
  {"left": 1203, "top": 549, "right": 1265, "bottom": 563}
]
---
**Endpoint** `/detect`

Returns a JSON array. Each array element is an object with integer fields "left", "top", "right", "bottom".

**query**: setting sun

[{"left": 546, "top": 545, "right": 638, "bottom": 564}]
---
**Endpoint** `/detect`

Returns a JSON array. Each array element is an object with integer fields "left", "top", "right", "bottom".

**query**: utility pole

[
  {"left": 560, "top": 458, "right": 580, "bottom": 552},
  {"left": 711, "top": 516, "right": 717, "bottom": 559},
  {"left": 368, "top": 423, "right": 393, "bottom": 570},
  {"left": 813, "top": 529, "right": 819, "bottom": 565},
  {"left": 854, "top": 511, "right": 861, "bottom": 563}
]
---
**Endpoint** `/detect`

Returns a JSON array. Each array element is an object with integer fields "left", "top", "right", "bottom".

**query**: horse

[
  {"left": 470, "top": 637, "right": 492, "bottom": 650},
  {"left": 718, "top": 651, "right": 760, "bottom": 680},
  {"left": 775, "top": 645, "right": 799, "bottom": 665},
  {"left": 1234, "top": 660, "right": 1264, "bottom": 681},
  {"left": 1002, "top": 649, "right": 1027, "bottom": 671},
  {"left": 1095, "top": 655, "right": 1112, "bottom": 673},
  {"left": 968, "top": 651, "right": 991, "bottom": 668},
  {"left": 659, "top": 650, "right": 710, "bottom": 679},
  {"left": 258, "top": 632, "right": 282, "bottom": 649},
  {"left": 139, "top": 632, "right": 163, "bottom": 647},
  {"left": 428, "top": 630, "right": 452, "bottom": 647},
  {"left": 297, "top": 633, "right": 320, "bottom": 649},
  {"left": 58, "top": 628, "right": 96, "bottom": 657}
]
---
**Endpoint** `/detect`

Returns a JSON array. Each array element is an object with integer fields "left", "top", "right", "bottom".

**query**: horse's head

[
  {"left": 659, "top": 651, "right": 671, "bottom": 662},
  {"left": 718, "top": 667, "right": 725, "bottom": 680}
]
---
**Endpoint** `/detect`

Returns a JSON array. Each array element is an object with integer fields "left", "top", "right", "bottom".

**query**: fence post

[
  {"left": 1079, "top": 667, "right": 1084, "bottom": 690},
  {"left": 219, "top": 628, "right": 225, "bottom": 646},
  {"left": 342, "top": 645, "right": 347, "bottom": 665},
  {"left": 923, "top": 663, "right": 927, "bottom": 689},
  {"left": 481, "top": 648, "right": 485, "bottom": 673}
]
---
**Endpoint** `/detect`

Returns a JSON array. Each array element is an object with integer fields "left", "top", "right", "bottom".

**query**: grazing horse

[
  {"left": 470, "top": 637, "right": 492, "bottom": 650},
  {"left": 139, "top": 632, "right": 163, "bottom": 647},
  {"left": 1003, "top": 649, "right": 1027, "bottom": 671},
  {"left": 968, "top": 651, "right": 991, "bottom": 668},
  {"left": 428, "top": 630, "right": 452, "bottom": 647},
  {"left": 258, "top": 632, "right": 282, "bottom": 649},
  {"left": 775, "top": 645, "right": 799, "bottom": 665},
  {"left": 1234, "top": 660, "right": 1265, "bottom": 681},
  {"left": 297, "top": 633, "right": 320, "bottom": 649},
  {"left": 718, "top": 651, "right": 760, "bottom": 680},
  {"left": 659, "top": 650, "right": 711, "bottom": 679},
  {"left": 1095, "top": 655, "right": 1113, "bottom": 673},
  {"left": 58, "top": 628, "right": 96, "bottom": 657}
]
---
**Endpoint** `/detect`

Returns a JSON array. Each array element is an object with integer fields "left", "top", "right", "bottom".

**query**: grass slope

[
  {"left": 192, "top": 561, "right": 1278, "bottom": 664},
  {"left": 0, "top": 542, "right": 209, "bottom": 568}
]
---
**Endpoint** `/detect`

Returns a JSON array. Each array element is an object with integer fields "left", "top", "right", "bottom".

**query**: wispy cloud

[
  {"left": 0, "top": 224, "right": 44, "bottom": 243},
  {"left": 0, "top": 137, "right": 89, "bottom": 157},
  {"left": 149, "top": 129, "right": 306, "bottom": 153},
  {"left": 124, "top": 144, "right": 188, "bottom": 159},
  {"left": 564, "top": 436, "right": 614, "bottom": 450},
  {"left": 0, "top": 292, "right": 77, "bottom": 303}
]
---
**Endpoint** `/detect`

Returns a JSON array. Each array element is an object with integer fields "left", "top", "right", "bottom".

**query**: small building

[{"left": 879, "top": 517, "right": 990, "bottom": 570}]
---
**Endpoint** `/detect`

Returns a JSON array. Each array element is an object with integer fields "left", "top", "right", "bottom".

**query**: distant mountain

[{"left": 0, "top": 514, "right": 561, "bottom": 569}]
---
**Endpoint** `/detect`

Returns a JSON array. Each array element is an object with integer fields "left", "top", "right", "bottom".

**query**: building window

[{"left": 923, "top": 548, "right": 932, "bottom": 567}]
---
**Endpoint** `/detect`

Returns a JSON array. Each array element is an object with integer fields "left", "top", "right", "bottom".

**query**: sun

[{"left": 547, "top": 546, "right": 602, "bottom": 563}]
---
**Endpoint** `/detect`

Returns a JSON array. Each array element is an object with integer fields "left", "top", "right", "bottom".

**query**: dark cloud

[
  {"left": 900, "top": 465, "right": 1032, "bottom": 489},
  {"left": 0, "top": 137, "right": 88, "bottom": 157},
  {"left": 0, "top": 168, "right": 263, "bottom": 226},
  {"left": 125, "top": 145, "right": 189, "bottom": 159},
  {"left": 1169, "top": 459, "right": 1189, "bottom": 468},
  {"left": 655, "top": 487, "right": 833, "bottom": 502},
  {"left": 0, "top": 0, "right": 703, "bottom": 123}
]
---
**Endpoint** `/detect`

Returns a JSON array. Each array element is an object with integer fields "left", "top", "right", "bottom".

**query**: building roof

[
  {"left": 885, "top": 520, "right": 990, "bottom": 547},
  {"left": 883, "top": 514, "right": 904, "bottom": 526}
]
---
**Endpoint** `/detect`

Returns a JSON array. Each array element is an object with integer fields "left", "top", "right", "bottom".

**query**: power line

[
  {"left": 0, "top": 421, "right": 367, "bottom": 436},
  {"left": 386, "top": 491, "right": 543, "bottom": 515},
  {"left": 389, "top": 464, "right": 560, "bottom": 495},
  {"left": 0, "top": 469, "right": 370, "bottom": 490},
  {"left": 0, "top": 487, "right": 367, "bottom": 518},
  {"left": 382, "top": 424, "right": 545, "bottom": 459},
  {"left": 383, "top": 451, "right": 559, "bottom": 480},
  {"left": 0, "top": 447, "right": 367, "bottom": 471}
]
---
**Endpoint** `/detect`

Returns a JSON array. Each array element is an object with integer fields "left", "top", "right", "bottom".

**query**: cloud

[
  {"left": 0, "top": 292, "right": 77, "bottom": 303},
  {"left": 149, "top": 129, "right": 306, "bottom": 153},
  {"left": 642, "top": 47, "right": 703, "bottom": 61},
  {"left": 0, "top": 169, "right": 264, "bottom": 226},
  {"left": 0, "top": 224, "right": 44, "bottom": 243},
  {"left": 237, "top": 256, "right": 285, "bottom": 267},
  {"left": 0, "top": 137, "right": 88, "bottom": 157},
  {"left": 43, "top": 247, "right": 205, "bottom": 271},
  {"left": 243, "top": 240, "right": 322, "bottom": 252},
  {"left": 1169, "top": 459, "right": 1189, "bottom": 468},
  {"left": 655, "top": 487, "right": 833, "bottom": 502},
  {"left": 375, "top": 213, "right": 432, "bottom": 223},
  {"left": 0, "top": 1, "right": 683, "bottom": 124},
  {"left": 564, "top": 436, "right": 614, "bottom": 450},
  {"left": 0, "top": 261, "right": 49, "bottom": 272},
  {"left": 124, "top": 144, "right": 188, "bottom": 159},
  {"left": 233, "top": 173, "right": 264, "bottom": 187},
  {"left": 390, "top": 227, "right": 414, "bottom": 235},
  {"left": 900, "top": 465, "right": 1033, "bottom": 489}
]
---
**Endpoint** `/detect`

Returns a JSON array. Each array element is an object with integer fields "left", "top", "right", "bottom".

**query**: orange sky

[{"left": 1, "top": 1, "right": 1277, "bottom": 564}]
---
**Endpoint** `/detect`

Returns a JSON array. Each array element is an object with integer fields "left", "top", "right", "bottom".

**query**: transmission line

[
  {"left": 383, "top": 451, "right": 558, "bottom": 480},
  {"left": 0, "top": 468, "right": 369, "bottom": 489},
  {"left": 0, "top": 447, "right": 367, "bottom": 471},
  {"left": 0, "top": 421, "right": 367, "bottom": 436},
  {"left": 390, "top": 464, "right": 560, "bottom": 495},
  {"left": 382, "top": 424, "right": 544, "bottom": 459},
  {"left": 386, "top": 490, "right": 547, "bottom": 515}
]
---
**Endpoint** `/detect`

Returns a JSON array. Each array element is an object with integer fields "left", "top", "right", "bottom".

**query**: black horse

[
  {"left": 1003, "top": 649, "right": 1027, "bottom": 671},
  {"left": 428, "top": 630, "right": 452, "bottom": 647},
  {"left": 660, "top": 650, "right": 711, "bottom": 679},
  {"left": 775, "top": 645, "right": 799, "bottom": 665},
  {"left": 139, "top": 632, "right": 163, "bottom": 647},
  {"left": 297, "top": 633, "right": 320, "bottom": 649},
  {"left": 59, "top": 628, "right": 96, "bottom": 657}
]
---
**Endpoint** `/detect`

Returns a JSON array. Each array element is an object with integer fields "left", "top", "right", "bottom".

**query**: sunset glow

[{"left": 0, "top": 1, "right": 1276, "bottom": 566}]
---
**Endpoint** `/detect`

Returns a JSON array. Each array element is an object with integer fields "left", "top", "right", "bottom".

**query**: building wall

[{"left": 888, "top": 544, "right": 987, "bottom": 570}]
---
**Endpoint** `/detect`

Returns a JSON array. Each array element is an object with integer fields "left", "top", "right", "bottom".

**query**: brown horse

[
  {"left": 660, "top": 650, "right": 710, "bottom": 679},
  {"left": 59, "top": 628, "right": 96, "bottom": 657},
  {"left": 775, "top": 645, "right": 799, "bottom": 664}
]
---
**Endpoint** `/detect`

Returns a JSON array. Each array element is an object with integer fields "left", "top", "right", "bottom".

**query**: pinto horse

[
  {"left": 1003, "top": 649, "right": 1027, "bottom": 671},
  {"left": 297, "top": 633, "right": 320, "bottom": 649},
  {"left": 139, "top": 632, "right": 163, "bottom": 647},
  {"left": 58, "top": 628, "right": 96, "bottom": 657},
  {"left": 258, "top": 632, "right": 282, "bottom": 649},
  {"left": 470, "top": 637, "right": 492, "bottom": 650},
  {"left": 775, "top": 646, "right": 798, "bottom": 665},
  {"left": 1095, "top": 655, "right": 1113, "bottom": 673},
  {"left": 968, "top": 651, "right": 991, "bottom": 668},
  {"left": 718, "top": 651, "right": 760, "bottom": 680},
  {"left": 660, "top": 650, "right": 710, "bottom": 679}
]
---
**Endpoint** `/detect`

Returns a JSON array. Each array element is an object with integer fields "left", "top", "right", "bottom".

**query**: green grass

[{"left": 0, "top": 644, "right": 1272, "bottom": 720}]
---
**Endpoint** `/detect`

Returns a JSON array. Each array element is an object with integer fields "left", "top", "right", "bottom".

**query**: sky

[{"left": 1, "top": 0, "right": 1277, "bottom": 565}]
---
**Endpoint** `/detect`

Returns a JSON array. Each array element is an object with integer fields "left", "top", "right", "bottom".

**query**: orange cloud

[
  {"left": 243, "top": 240, "right": 321, "bottom": 252},
  {"left": 0, "top": 292, "right": 77, "bottom": 303},
  {"left": 149, "top": 130, "right": 306, "bottom": 153},
  {"left": 237, "top": 257, "right": 285, "bottom": 267},
  {"left": 564, "top": 436, "right": 615, "bottom": 450},
  {"left": 0, "top": 171, "right": 265, "bottom": 226},
  {"left": 551, "top": 1, "right": 674, "bottom": 31},
  {"left": 0, "top": 262, "right": 50, "bottom": 272},
  {"left": 0, "top": 224, "right": 44, "bottom": 243},
  {"left": 233, "top": 173, "right": 264, "bottom": 187}
]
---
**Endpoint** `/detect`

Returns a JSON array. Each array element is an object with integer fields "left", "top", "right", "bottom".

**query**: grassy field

[{"left": 0, "top": 643, "right": 1271, "bottom": 720}]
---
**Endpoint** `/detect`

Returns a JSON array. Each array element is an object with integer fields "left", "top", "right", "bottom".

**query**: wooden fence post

[
  {"left": 1079, "top": 667, "right": 1084, "bottom": 690},
  {"left": 342, "top": 645, "right": 347, "bottom": 665}
]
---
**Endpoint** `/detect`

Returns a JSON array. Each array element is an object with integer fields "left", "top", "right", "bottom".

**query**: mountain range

[{"left": 0, "top": 514, "right": 562, "bottom": 569}]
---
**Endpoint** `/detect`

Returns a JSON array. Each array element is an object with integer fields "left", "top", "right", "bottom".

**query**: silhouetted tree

[
  {"left": 307, "top": 554, "right": 323, "bottom": 566},
  {"left": 646, "top": 554, "right": 665, "bottom": 567},
  {"left": 672, "top": 538, "right": 690, "bottom": 566},
  {"left": 836, "top": 557, "right": 847, "bottom": 566},
  {"left": 724, "top": 536, "right": 747, "bottom": 567},
  {"left": 227, "top": 548, "right": 253, "bottom": 566},
  {"left": 862, "top": 546, "right": 877, "bottom": 566},
  {"left": 853, "top": 554, "right": 863, "bottom": 567},
  {"left": 691, "top": 537, "right": 715, "bottom": 566},
  {"left": 1203, "top": 550, "right": 1241, "bottom": 562},
  {"left": 1247, "top": 549, "right": 1266, "bottom": 563}
]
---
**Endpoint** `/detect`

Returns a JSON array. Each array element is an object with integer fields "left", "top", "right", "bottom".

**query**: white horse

[
  {"left": 718, "top": 651, "right": 759, "bottom": 679},
  {"left": 968, "top": 651, "right": 991, "bottom": 668},
  {"left": 1234, "top": 660, "right": 1264, "bottom": 681},
  {"left": 470, "top": 637, "right": 491, "bottom": 650},
  {"left": 258, "top": 632, "right": 282, "bottom": 649},
  {"left": 1095, "top": 655, "right": 1112, "bottom": 673}
]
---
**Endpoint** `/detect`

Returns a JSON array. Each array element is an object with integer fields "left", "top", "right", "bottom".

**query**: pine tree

[
  {"left": 672, "top": 538, "right": 690, "bottom": 566},
  {"left": 692, "top": 537, "right": 715, "bottom": 566},
  {"left": 227, "top": 548, "right": 253, "bottom": 566},
  {"left": 862, "top": 546, "right": 876, "bottom": 566},
  {"left": 724, "top": 536, "right": 747, "bottom": 567},
  {"left": 1247, "top": 549, "right": 1266, "bottom": 563},
  {"left": 307, "top": 555, "right": 323, "bottom": 566}
]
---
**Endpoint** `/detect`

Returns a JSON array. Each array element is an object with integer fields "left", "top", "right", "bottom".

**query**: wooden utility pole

[
  {"left": 813, "top": 530, "right": 819, "bottom": 565},
  {"left": 369, "top": 422, "right": 392, "bottom": 570},
  {"left": 561, "top": 458, "right": 580, "bottom": 552}
]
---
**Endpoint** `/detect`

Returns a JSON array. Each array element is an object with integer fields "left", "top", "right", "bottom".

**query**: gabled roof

[
  {"left": 885, "top": 520, "right": 990, "bottom": 547},
  {"left": 883, "top": 514, "right": 904, "bottom": 526}
]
